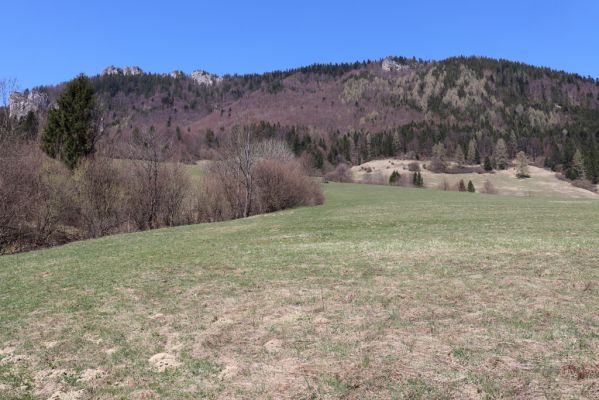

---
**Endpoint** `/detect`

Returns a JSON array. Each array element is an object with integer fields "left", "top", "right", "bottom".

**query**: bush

[
  {"left": 74, "top": 158, "right": 125, "bottom": 238},
  {"left": 254, "top": 160, "right": 324, "bottom": 213},
  {"left": 0, "top": 142, "right": 74, "bottom": 252},
  {"left": 407, "top": 161, "right": 421, "bottom": 172},
  {"left": 199, "top": 159, "right": 323, "bottom": 221},
  {"left": 456, "top": 179, "right": 467, "bottom": 192},
  {"left": 325, "top": 163, "right": 353, "bottom": 183},
  {"left": 481, "top": 180, "right": 497, "bottom": 194},
  {"left": 125, "top": 161, "right": 191, "bottom": 230},
  {"left": 362, "top": 171, "right": 387, "bottom": 185},
  {"left": 438, "top": 178, "right": 451, "bottom": 191},
  {"left": 571, "top": 179, "right": 597, "bottom": 193}
]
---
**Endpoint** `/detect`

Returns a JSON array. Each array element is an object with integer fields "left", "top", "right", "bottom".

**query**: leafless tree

[
  {"left": 125, "top": 128, "right": 189, "bottom": 229},
  {"left": 74, "top": 157, "right": 124, "bottom": 238},
  {"left": 0, "top": 78, "right": 19, "bottom": 145},
  {"left": 220, "top": 126, "right": 262, "bottom": 217}
]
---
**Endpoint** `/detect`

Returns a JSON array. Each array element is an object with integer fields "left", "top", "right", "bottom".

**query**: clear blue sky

[{"left": 4, "top": 0, "right": 599, "bottom": 89}]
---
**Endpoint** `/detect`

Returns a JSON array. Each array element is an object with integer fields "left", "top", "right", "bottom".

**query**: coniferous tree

[
  {"left": 41, "top": 74, "right": 97, "bottom": 169},
  {"left": 515, "top": 151, "right": 530, "bottom": 178},
  {"left": 454, "top": 146, "right": 465, "bottom": 167},
  {"left": 494, "top": 138, "right": 509, "bottom": 170},
  {"left": 467, "top": 180, "right": 475, "bottom": 192},
  {"left": 430, "top": 142, "right": 447, "bottom": 172},
  {"left": 484, "top": 156, "right": 493, "bottom": 171},
  {"left": 389, "top": 170, "right": 401, "bottom": 185},
  {"left": 467, "top": 139, "right": 477, "bottom": 164},
  {"left": 568, "top": 149, "right": 586, "bottom": 180},
  {"left": 412, "top": 171, "right": 424, "bottom": 187}
]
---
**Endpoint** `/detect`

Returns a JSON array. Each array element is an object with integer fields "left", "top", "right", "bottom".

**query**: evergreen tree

[
  {"left": 412, "top": 171, "right": 424, "bottom": 187},
  {"left": 430, "top": 142, "right": 447, "bottom": 172},
  {"left": 454, "top": 146, "right": 465, "bottom": 166},
  {"left": 587, "top": 139, "right": 599, "bottom": 184},
  {"left": 569, "top": 148, "right": 586, "bottom": 180},
  {"left": 389, "top": 170, "right": 401, "bottom": 185},
  {"left": 494, "top": 138, "right": 509, "bottom": 170},
  {"left": 515, "top": 151, "right": 530, "bottom": 178},
  {"left": 467, "top": 139, "right": 477, "bottom": 164},
  {"left": 467, "top": 180, "right": 475, "bottom": 192},
  {"left": 484, "top": 156, "right": 493, "bottom": 171},
  {"left": 41, "top": 74, "right": 97, "bottom": 169}
]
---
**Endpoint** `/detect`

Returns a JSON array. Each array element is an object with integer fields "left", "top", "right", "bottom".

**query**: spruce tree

[
  {"left": 467, "top": 139, "right": 477, "bottom": 164},
  {"left": 412, "top": 171, "right": 424, "bottom": 187},
  {"left": 484, "top": 156, "right": 493, "bottom": 171},
  {"left": 41, "top": 74, "right": 97, "bottom": 169},
  {"left": 454, "top": 146, "right": 465, "bottom": 167},
  {"left": 569, "top": 149, "right": 586, "bottom": 180},
  {"left": 494, "top": 138, "right": 508, "bottom": 170},
  {"left": 467, "top": 180, "right": 475, "bottom": 192},
  {"left": 389, "top": 170, "right": 401, "bottom": 185}
]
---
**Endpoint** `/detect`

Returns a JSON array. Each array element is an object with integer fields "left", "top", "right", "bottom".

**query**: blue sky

[{"left": 4, "top": 0, "right": 599, "bottom": 89}]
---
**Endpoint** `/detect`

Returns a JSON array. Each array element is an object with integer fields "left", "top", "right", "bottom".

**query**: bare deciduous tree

[
  {"left": 74, "top": 157, "right": 124, "bottom": 238},
  {"left": 220, "top": 126, "right": 262, "bottom": 217},
  {"left": 0, "top": 78, "right": 19, "bottom": 145},
  {"left": 125, "top": 128, "right": 189, "bottom": 230}
]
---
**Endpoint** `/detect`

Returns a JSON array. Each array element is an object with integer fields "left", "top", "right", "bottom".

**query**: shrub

[
  {"left": 0, "top": 142, "right": 74, "bottom": 252},
  {"left": 457, "top": 179, "right": 467, "bottom": 192},
  {"left": 200, "top": 158, "right": 323, "bottom": 221},
  {"left": 481, "top": 180, "right": 498, "bottom": 194},
  {"left": 438, "top": 178, "right": 451, "bottom": 191},
  {"left": 254, "top": 160, "right": 324, "bottom": 213},
  {"left": 407, "top": 161, "right": 421, "bottom": 172},
  {"left": 74, "top": 157, "right": 125, "bottom": 238},
  {"left": 515, "top": 151, "right": 530, "bottom": 178},
  {"left": 125, "top": 161, "right": 191, "bottom": 230},
  {"left": 467, "top": 180, "right": 475, "bottom": 192},
  {"left": 362, "top": 170, "right": 386, "bottom": 185},
  {"left": 325, "top": 163, "right": 353, "bottom": 183},
  {"left": 571, "top": 179, "right": 597, "bottom": 193}
]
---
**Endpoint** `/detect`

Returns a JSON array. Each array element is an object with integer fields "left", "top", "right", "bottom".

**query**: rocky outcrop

[
  {"left": 382, "top": 57, "right": 408, "bottom": 72},
  {"left": 9, "top": 90, "right": 49, "bottom": 119},
  {"left": 191, "top": 70, "right": 223, "bottom": 86},
  {"left": 123, "top": 66, "right": 143, "bottom": 76},
  {"left": 170, "top": 70, "right": 185, "bottom": 79},
  {"left": 101, "top": 66, "right": 122, "bottom": 76},
  {"left": 101, "top": 66, "right": 144, "bottom": 76}
]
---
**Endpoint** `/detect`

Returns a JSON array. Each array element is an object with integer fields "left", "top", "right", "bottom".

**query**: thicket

[{"left": 0, "top": 133, "right": 323, "bottom": 254}]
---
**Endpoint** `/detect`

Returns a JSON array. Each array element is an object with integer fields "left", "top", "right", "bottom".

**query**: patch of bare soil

[{"left": 148, "top": 353, "right": 181, "bottom": 372}]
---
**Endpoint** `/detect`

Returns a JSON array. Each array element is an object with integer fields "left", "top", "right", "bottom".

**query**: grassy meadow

[{"left": 1, "top": 183, "right": 599, "bottom": 399}]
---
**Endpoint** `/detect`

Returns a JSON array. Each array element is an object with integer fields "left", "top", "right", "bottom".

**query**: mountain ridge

[{"left": 8, "top": 55, "right": 599, "bottom": 182}]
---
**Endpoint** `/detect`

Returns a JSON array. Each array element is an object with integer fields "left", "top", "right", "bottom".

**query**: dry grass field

[
  {"left": 351, "top": 159, "right": 599, "bottom": 199},
  {"left": 1, "top": 183, "right": 599, "bottom": 399}
]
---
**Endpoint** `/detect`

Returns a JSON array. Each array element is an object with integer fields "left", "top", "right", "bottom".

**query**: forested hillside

[{"left": 16, "top": 56, "right": 599, "bottom": 182}]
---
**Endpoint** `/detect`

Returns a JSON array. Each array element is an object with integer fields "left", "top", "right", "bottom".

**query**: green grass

[{"left": 1, "top": 183, "right": 599, "bottom": 398}]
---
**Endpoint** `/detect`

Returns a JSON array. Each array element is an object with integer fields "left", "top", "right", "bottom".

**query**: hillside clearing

[
  {"left": 1, "top": 184, "right": 599, "bottom": 399},
  {"left": 351, "top": 159, "right": 599, "bottom": 199}
]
